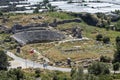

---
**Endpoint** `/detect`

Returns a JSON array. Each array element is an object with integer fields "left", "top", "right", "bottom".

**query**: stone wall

[
  {"left": 11, "top": 18, "right": 81, "bottom": 33},
  {"left": 49, "top": 18, "right": 81, "bottom": 27},
  {"left": 11, "top": 23, "right": 48, "bottom": 33}
]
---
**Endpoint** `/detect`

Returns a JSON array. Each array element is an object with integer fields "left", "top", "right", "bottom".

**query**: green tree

[
  {"left": 0, "top": 70, "right": 16, "bottom": 80},
  {"left": 115, "top": 20, "right": 120, "bottom": 30},
  {"left": 70, "top": 67, "right": 76, "bottom": 78},
  {"left": 113, "top": 36, "right": 120, "bottom": 63},
  {"left": 8, "top": 68, "right": 24, "bottom": 80},
  {"left": 100, "top": 55, "right": 111, "bottom": 63},
  {"left": 0, "top": 11, "right": 3, "bottom": 16},
  {"left": 33, "top": 8, "right": 39, "bottom": 13},
  {"left": 53, "top": 75, "right": 58, "bottom": 80},
  {"left": 71, "top": 66, "right": 84, "bottom": 80},
  {"left": 88, "top": 62, "right": 110, "bottom": 75},
  {"left": 0, "top": 50, "right": 9, "bottom": 70},
  {"left": 113, "top": 62, "right": 120, "bottom": 74}
]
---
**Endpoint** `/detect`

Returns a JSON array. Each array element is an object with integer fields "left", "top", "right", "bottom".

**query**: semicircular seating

[{"left": 12, "top": 29, "right": 65, "bottom": 45}]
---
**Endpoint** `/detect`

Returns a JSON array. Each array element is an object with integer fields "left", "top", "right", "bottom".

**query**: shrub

[
  {"left": 113, "top": 62, "right": 120, "bottom": 73},
  {"left": 115, "top": 20, "right": 120, "bottom": 31},
  {"left": 4, "top": 36, "right": 12, "bottom": 42},
  {"left": 70, "top": 66, "right": 84, "bottom": 80},
  {"left": 0, "top": 11, "right": 3, "bottom": 16},
  {"left": 113, "top": 36, "right": 120, "bottom": 63},
  {"left": 96, "top": 34, "right": 103, "bottom": 41},
  {"left": 8, "top": 68, "right": 24, "bottom": 80},
  {"left": 33, "top": 8, "right": 39, "bottom": 13},
  {"left": 35, "top": 68, "right": 41, "bottom": 78},
  {"left": 98, "top": 75, "right": 113, "bottom": 80},
  {"left": 103, "top": 36, "right": 110, "bottom": 44},
  {"left": 100, "top": 56, "right": 111, "bottom": 63},
  {"left": 88, "top": 62, "right": 110, "bottom": 75},
  {"left": 85, "top": 74, "right": 99, "bottom": 80},
  {"left": 0, "top": 50, "right": 9, "bottom": 70}
]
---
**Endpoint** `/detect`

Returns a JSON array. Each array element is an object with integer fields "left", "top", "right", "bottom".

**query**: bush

[
  {"left": 113, "top": 36, "right": 120, "bottom": 63},
  {"left": 84, "top": 74, "right": 99, "bottom": 80},
  {"left": 35, "top": 68, "right": 41, "bottom": 78},
  {"left": 8, "top": 68, "right": 24, "bottom": 80},
  {"left": 0, "top": 11, "right": 3, "bottom": 16},
  {"left": 100, "top": 56, "right": 111, "bottom": 63},
  {"left": 113, "top": 62, "right": 120, "bottom": 73},
  {"left": 4, "top": 36, "right": 12, "bottom": 42},
  {"left": 88, "top": 62, "right": 110, "bottom": 75},
  {"left": 53, "top": 74, "right": 58, "bottom": 80},
  {"left": 33, "top": 8, "right": 39, "bottom": 13},
  {"left": 103, "top": 36, "right": 110, "bottom": 44},
  {"left": 0, "top": 50, "right": 9, "bottom": 70},
  {"left": 113, "top": 73, "right": 120, "bottom": 79},
  {"left": 41, "top": 74, "right": 51, "bottom": 80},
  {"left": 116, "top": 36, "right": 120, "bottom": 43},
  {"left": 98, "top": 75, "right": 113, "bottom": 80},
  {"left": 115, "top": 20, "right": 120, "bottom": 31},
  {"left": 96, "top": 34, "right": 103, "bottom": 41},
  {"left": 70, "top": 66, "right": 84, "bottom": 80}
]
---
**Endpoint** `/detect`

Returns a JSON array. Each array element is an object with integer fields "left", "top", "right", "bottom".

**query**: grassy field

[{"left": 0, "top": 12, "right": 74, "bottom": 28}]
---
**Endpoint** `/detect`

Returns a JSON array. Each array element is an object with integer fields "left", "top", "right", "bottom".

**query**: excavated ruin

[
  {"left": 11, "top": 18, "right": 82, "bottom": 45},
  {"left": 12, "top": 29, "right": 65, "bottom": 45},
  {"left": 11, "top": 24, "right": 65, "bottom": 45}
]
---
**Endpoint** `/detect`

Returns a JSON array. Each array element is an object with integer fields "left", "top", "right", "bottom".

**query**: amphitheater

[
  {"left": 11, "top": 19, "right": 82, "bottom": 45},
  {"left": 11, "top": 24, "right": 65, "bottom": 45}
]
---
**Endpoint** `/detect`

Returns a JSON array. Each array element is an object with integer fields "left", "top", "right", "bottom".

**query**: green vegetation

[
  {"left": 47, "top": 12, "right": 74, "bottom": 20},
  {"left": 113, "top": 36, "right": 120, "bottom": 63},
  {"left": 0, "top": 11, "right": 3, "bottom": 16},
  {"left": 0, "top": 50, "right": 9, "bottom": 70},
  {"left": 115, "top": 20, "right": 120, "bottom": 30},
  {"left": 100, "top": 55, "right": 111, "bottom": 63},
  {"left": 113, "top": 62, "right": 120, "bottom": 74},
  {"left": 103, "top": 36, "right": 110, "bottom": 44},
  {"left": 88, "top": 62, "right": 110, "bottom": 75},
  {"left": 71, "top": 66, "right": 84, "bottom": 80},
  {"left": 96, "top": 34, "right": 103, "bottom": 41},
  {"left": 33, "top": 8, "right": 39, "bottom": 13}
]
